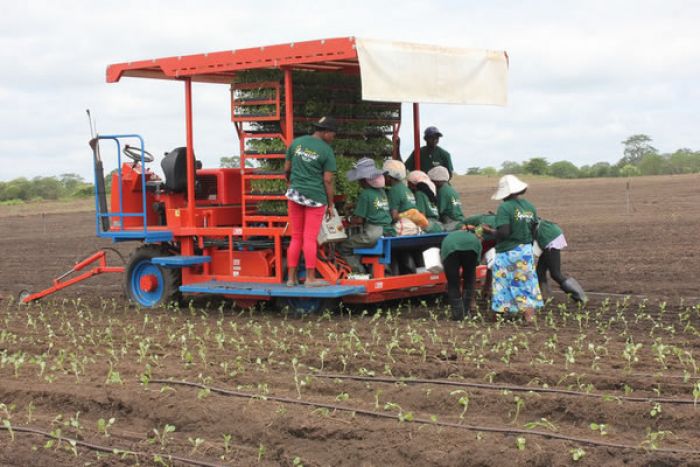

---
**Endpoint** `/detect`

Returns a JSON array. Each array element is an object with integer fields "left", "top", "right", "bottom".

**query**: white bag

[
  {"left": 422, "top": 247, "right": 443, "bottom": 273},
  {"left": 317, "top": 207, "right": 348, "bottom": 244},
  {"left": 533, "top": 241, "right": 542, "bottom": 259},
  {"left": 484, "top": 248, "right": 496, "bottom": 270},
  {"left": 394, "top": 218, "right": 420, "bottom": 236}
]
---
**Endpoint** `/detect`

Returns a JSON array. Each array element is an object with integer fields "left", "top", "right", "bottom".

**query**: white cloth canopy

[{"left": 355, "top": 38, "right": 508, "bottom": 106}]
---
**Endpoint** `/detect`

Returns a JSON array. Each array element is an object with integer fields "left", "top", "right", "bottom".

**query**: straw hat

[
  {"left": 491, "top": 175, "right": 528, "bottom": 200},
  {"left": 407, "top": 170, "right": 437, "bottom": 196}
]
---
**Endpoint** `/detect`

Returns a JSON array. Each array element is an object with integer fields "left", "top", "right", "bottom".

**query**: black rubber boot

[
  {"left": 448, "top": 297, "right": 466, "bottom": 321},
  {"left": 462, "top": 287, "right": 474, "bottom": 316},
  {"left": 561, "top": 277, "right": 588, "bottom": 303}
]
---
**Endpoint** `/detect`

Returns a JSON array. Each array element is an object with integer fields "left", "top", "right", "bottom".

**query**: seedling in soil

[
  {"left": 383, "top": 402, "right": 414, "bottom": 422},
  {"left": 515, "top": 436, "right": 526, "bottom": 451},
  {"left": 524, "top": 418, "right": 558, "bottom": 432},
  {"left": 97, "top": 417, "right": 115, "bottom": 437},
  {"left": 449, "top": 390, "right": 470, "bottom": 420},
  {"left": 641, "top": 429, "right": 674, "bottom": 450},
  {"left": 150, "top": 424, "right": 176, "bottom": 450},
  {"left": 258, "top": 443, "right": 266, "bottom": 462},
  {"left": 693, "top": 381, "right": 700, "bottom": 408},
  {"left": 589, "top": 422, "right": 608, "bottom": 436},
  {"left": 188, "top": 437, "right": 204, "bottom": 454},
  {"left": 649, "top": 402, "right": 662, "bottom": 418},
  {"left": 570, "top": 447, "right": 586, "bottom": 461},
  {"left": 509, "top": 396, "right": 525, "bottom": 424}
]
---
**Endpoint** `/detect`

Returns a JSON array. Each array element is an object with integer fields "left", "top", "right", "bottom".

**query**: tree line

[
  {"left": 2, "top": 134, "right": 697, "bottom": 203},
  {"left": 466, "top": 134, "right": 700, "bottom": 178},
  {"left": 0, "top": 174, "right": 93, "bottom": 203}
]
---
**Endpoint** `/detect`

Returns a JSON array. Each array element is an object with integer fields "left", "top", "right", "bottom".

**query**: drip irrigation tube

[
  {"left": 150, "top": 379, "right": 700, "bottom": 455},
  {"left": 0, "top": 425, "right": 224, "bottom": 467},
  {"left": 306, "top": 373, "right": 699, "bottom": 405}
]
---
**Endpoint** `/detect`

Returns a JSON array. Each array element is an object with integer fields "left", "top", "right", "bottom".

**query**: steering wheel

[{"left": 123, "top": 144, "right": 155, "bottom": 163}]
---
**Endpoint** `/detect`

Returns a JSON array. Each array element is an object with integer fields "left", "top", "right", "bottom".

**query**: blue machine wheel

[{"left": 125, "top": 245, "right": 181, "bottom": 308}]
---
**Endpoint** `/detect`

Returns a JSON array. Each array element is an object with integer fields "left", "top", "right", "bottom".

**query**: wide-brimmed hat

[
  {"left": 427, "top": 166, "right": 450, "bottom": 182},
  {"left": 312, "top": 116, "right": 338, "bottom": 132},
  {"left": 407, "top": 170, "right": 437, "bottom": 196},
  {"left": 383, "top": 159, "right": 407, "bottom": 181},
  {"left": 424, "top": 126, "right": 443, "bottom": 138},
  {"left": 346, "top": 157, "right": 387, "bottom": 182},
  {"left": 491, "top": 175, "right": 528, "bottom": 200}
]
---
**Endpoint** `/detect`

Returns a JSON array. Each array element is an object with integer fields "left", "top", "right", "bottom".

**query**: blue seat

[{"left": 354, "top": 232, "right": 448, "bottom": 265}]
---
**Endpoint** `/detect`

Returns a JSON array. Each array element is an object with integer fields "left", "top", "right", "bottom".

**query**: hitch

[{"left": 21, "top": 249, "right": 125, "bottom": 303}]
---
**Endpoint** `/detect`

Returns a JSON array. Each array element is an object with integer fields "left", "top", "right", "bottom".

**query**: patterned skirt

[{"left": 491, "top": 243, "right": 543, "bottom": 313}]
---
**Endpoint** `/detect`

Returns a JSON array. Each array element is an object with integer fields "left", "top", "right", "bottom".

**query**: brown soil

[{"left": 0, "top": 175, "right": 699, "bottom": 466}]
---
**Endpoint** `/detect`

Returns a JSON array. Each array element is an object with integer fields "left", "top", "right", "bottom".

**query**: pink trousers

[{"left": 287, "top": 201, "right": 325, "bottom": 269}]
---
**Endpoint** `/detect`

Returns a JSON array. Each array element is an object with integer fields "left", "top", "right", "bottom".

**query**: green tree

[
  {"left": 619, "top": 164, "right": 641, "bottom": 177},
  {"left": 523, "top": 157, "right": 549, "bottom": 175},
  {"left": 619, "top": 134, "right": 657, "bottom": 166},
  {"left": 481, "top": 167, "right": 498, "bottom": 177},
  {"left": 547, "top": 160, "right": 580, "bottom": 179},
  {"left": 638, "top": 153, "right": 670, "bottom": 176},
  {"left": 590, "top": 162, "right": 613, "bottom": 177},
  {"left": 500, "top": 161, "right": 523, "bottom": 175},
  {"left": 668, "top": 149, "right": 700, "bottom": 174},
  {"left": 466, "top": 167, "right": 481, "bottom": 175}
]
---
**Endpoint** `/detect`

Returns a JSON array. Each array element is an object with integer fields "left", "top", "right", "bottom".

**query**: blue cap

[{"left": 424, "top": 126, "right": 443, "bottom": 138}]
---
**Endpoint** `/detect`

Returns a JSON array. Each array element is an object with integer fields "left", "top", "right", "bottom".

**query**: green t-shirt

[
  {"left": 285, "top": 135, "right": 336, "bottom": 204},
  {"left": 440, "top": 230, "right": 483, "bottom": 262},
  {"left": 536, "top": 219, "right": 563, "bottom": 248},
  {"left": 437, "top": 183, "right": 466, "bottom": 222},
  {"left": 494, "top": 198, "right": 538, "bottom": 253},
  {"left": 463, "top": 213, "right": 497, "bottom": 241},
  {"left": 354, "top": 187, "right": 395, "bottom": 236},
  {"left": 414, "top": 190, "right": 439, "bottom": 220},
  {"left": 405, "top": 145, "right": 454, "bottom": 175},
  {"left": 386, "top": 182, "right": 416, "bottom": 213}
]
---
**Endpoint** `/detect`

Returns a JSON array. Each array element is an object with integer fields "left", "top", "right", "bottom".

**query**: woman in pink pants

[{"left": 283, "top": 116, "right": 338, "bottom": 287}]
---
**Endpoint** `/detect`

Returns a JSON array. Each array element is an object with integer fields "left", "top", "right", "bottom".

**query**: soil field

[{"left": 0, "top": 174, "right": 699, "bottom": 466}]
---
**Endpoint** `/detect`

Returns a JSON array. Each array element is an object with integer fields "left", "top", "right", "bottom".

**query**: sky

[{"left": 1, "top": 0, "right": 698, "bottom": 181}]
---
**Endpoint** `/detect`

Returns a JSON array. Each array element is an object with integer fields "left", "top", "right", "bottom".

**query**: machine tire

[{"left": 125, "top": 245, "right": 181, "bottom": 308}]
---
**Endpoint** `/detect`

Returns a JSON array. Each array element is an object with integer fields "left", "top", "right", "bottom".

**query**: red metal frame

[{"left": 22, "top": 250, "right": 124, "bottom": 303}]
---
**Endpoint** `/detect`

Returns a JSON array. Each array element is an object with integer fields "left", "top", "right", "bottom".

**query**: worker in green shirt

[
  {"left": 489, "top": 175, "right": 543, "bottom": 321},
  {"left": 428, "top": 166, "right": 467, "bottom": 231},
  {"left": 535, "top": 219, "right": 587, "bottom": 303},
  {"left": 440, "top": 230, "right": 483, "bottom": 320},
  {"left": 407, "top": 170, "right": 444, "bottom": 233},
  {"left": 405, "top": 126, "right": 454, "bottom": 177},
  {"left": 383, "top": 159, "right": 416, "bottom": 220},
  {"left": 338, "top": 158, "right": 395, "bottom": 273}
]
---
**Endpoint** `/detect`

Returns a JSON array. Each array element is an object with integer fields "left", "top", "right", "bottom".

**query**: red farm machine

[{"left": 22, "top": 37, "right": 508, "bottom": 312}]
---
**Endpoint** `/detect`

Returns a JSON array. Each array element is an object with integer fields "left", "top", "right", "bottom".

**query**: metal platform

[
  {"left": 152, "top": 256, "right": 211, "bottom": 267},
  {"left": 179, "top": 281, "right": 366, "bottom": 298}
]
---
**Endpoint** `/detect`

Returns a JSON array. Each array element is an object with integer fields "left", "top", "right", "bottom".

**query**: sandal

[{"left": 286, "top": 279, "right": 299, "bottom": 287}]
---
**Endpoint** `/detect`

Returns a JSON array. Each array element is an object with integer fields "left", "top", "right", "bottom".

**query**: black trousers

[
  {"left": 443, "top": 250, "right": 478, "bottom": 301},
  {"left": 536, "top": 248, "right": 566, "bottom": 285}
]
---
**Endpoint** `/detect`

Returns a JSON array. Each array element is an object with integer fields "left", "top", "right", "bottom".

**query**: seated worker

[
  {"left": 407, "top": 171, "right": 444, "bottom": 233},
  {"left": 440, "top": 229, "right": 483, "bottom": 320},
  {"left": 383, "top": 159, "right": 416, "bottom": 220},
  {"left": 428, "top": 166, "right": 467, "bottom": 231},
  {"left": 536, "top": 219, "right": 587, "bottom": 303},
  {"left": 338, "top": 158, "right": 396, "bottom": 273}
]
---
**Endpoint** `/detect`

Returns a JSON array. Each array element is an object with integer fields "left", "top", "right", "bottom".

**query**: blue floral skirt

[{"left": 491, "top": 243, "right": 543, "bottom": 313}]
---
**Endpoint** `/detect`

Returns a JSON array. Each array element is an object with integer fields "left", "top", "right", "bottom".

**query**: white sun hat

[{"left": 491, "top": 175, "right": 528, "bottom": 200}]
